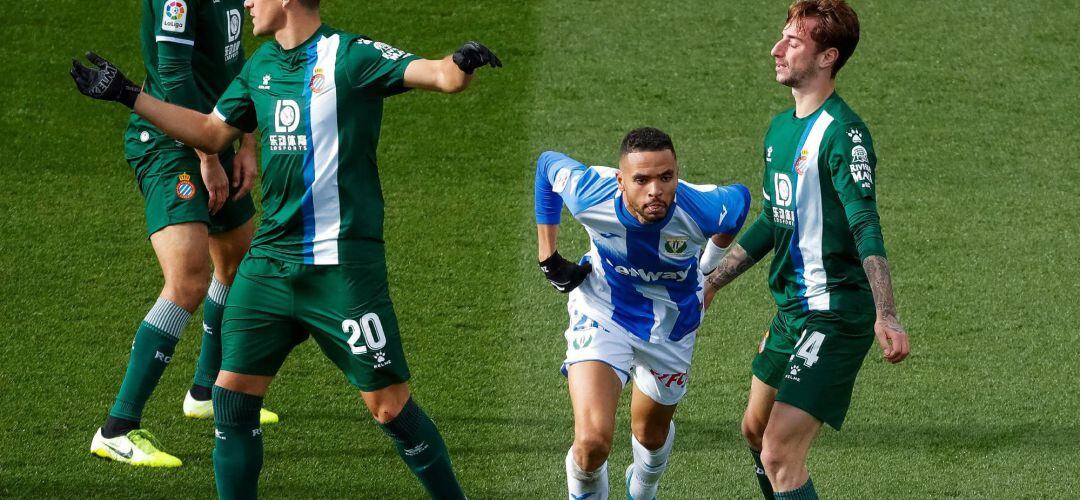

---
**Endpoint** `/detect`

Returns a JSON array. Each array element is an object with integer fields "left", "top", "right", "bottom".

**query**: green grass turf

[{"left": 1, "top": 0, "right": 1078, "bottom": 498}]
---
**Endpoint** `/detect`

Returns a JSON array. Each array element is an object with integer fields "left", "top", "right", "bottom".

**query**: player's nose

[{"left": 771, "top": 40, "right": 785, "bottom": 58}]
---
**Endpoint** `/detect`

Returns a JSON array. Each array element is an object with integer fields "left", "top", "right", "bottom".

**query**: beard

[
  {"left": 637, "top": 200, "right": 669, "bottom": 222},
  {"left": 777, "top": 63, "right": 816, "bottom": 88}
]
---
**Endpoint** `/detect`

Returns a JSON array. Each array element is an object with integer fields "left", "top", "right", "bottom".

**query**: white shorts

[{"left": 561, "top": 311, "right": 696, "bottom": 406}]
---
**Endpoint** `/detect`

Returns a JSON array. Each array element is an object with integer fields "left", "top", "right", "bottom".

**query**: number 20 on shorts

[
  {"left": 342, "top": 313, "right": 387, "bottom": 354},
  {"left": 792, "top": 330, "right": 826, "bottom": 367}
]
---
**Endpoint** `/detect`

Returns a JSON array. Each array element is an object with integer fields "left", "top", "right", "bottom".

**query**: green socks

[
  {"left": 751, "top": 448, "right": 775, "bottom": 500},
  {"left": 192, "top": 278, "right": 228, "bottom": 390},
  {"left": 108, "top": 298, "right": 191, "bottom": 421},
  {"left": 378, "top": 398, "right": 465, "bottom": 500},
  {"left": 213, "top": 386, "right": 264, "bottom": 500},
  {"left": 775, "top": 478, "right": 817, "bottom": 500}
]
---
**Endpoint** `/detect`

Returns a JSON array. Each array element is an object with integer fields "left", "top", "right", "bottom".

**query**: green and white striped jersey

[
  {"left": 740, "top": 92, "right": 884, "bottom": 315},
  {"left": 213, "top": 25, "right": 418, "bottom": 265},
  {"left": 126, "top": 0, "right": 246, "bottom": 158}
]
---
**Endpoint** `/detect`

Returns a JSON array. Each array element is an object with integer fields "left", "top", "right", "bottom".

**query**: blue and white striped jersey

[{"left": 535, "top": 151, "right": 751, "bottom": 343}]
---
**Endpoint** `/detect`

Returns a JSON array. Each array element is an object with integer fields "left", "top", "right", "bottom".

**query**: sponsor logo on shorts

[
  {"left": 176, "top": 173, "right": 196, "bottom": 200},
  {"left": 215, "top": 428, "right": 226, "bottom": 440},
  {"left": 650, "top": 369, "right": 687, "bottom": 388},
  {"left": 785, "top": 364, "right": 802, "bottom": 382},
  {"left": 161, "top": 0, "right": 188, "bottom": 33},
  {"left": 372, "top": 351, "right": 391, "bottom": 368},
  {"left": 766, "top": 146, "right": 773, "bottom": 163}
]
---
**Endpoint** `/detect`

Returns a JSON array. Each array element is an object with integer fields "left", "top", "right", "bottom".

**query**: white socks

[
  {"left": 566, "top": 447, "right": 608, "bottom": 500},
  {"left": 628, "top": 420, "right": 675, "bottom": 500}
]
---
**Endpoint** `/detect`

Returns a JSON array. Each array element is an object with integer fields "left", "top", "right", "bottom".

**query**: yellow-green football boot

[
  {"left": 90, "top": 428, "right": 182, "bottom": 467},
  {"left": 183, "top": 390, "right": 280, "bottom": 424}
]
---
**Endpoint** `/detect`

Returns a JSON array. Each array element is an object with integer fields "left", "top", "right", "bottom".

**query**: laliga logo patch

[
  {"left": 176, "top": 172, "right": 196, "bottom": 200},
  {"left": 162, "top": 0, "right": 188, "bottom": 32},
  {"left": 793, "top": 149, "right": 809, "bottom": 175}
]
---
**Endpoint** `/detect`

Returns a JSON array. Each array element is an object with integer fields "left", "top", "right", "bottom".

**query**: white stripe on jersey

[
  {"left": 155, "top": 35, "right": 195, "bottom": 46},
  {"left": 309, "top": 34, "right": 342, "bottom": 265},
  {"left": 796, "top": 111, "right": 835, "bottom": 311}
]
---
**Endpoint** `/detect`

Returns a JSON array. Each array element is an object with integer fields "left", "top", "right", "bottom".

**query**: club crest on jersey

[
  {"left": 309, "top": 68, "right": 327, "bottom": 94},
  {"left": 176, "top": 173, "right": 196, "bottom": 200},
  {"left": 161, "top": 0, "right": 188, "bottom": 33},
  {"left": 662, "top": 237, "right": 688, "bottom": 257},
  {"left": 793, "top": 149, "right": 809, "bottom": 175}
]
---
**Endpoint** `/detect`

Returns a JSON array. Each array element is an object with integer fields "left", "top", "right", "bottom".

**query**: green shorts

[
  {"left": 220, "top": 255, "right": 411, "bottom": 391},
  {"left": 752, "top": 308, "right": 875, "bottom": 430},
  {"left": 129, "top": 148, "right": 255, "bottom": 237}
]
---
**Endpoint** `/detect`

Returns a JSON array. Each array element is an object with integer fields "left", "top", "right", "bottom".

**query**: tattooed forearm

[
  {"left": 862, "top": 255, "right": 897, "bottom": 317},
  {"left": 704, "top": 243, "right": 756, "bottom": 291}
]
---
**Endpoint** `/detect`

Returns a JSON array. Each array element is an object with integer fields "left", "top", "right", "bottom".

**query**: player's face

[
  {"left": 617, "top": 150, "right": 678, "bottom": 223},
  {"left": 771, "top": 19, "right": 822, "bottom": 87},
  {"left": 244, "top": 0, "right": 285, "bottom": 36}
]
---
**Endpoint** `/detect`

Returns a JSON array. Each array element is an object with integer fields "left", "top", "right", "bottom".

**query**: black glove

[
  {"left": 539, "top": 251, "right": 592, "bottom": 293},
  {"left": 451, "top": 41, "right": 502, "bottom": 74},
  {"left": 70, "top": 52, "right": 141, "bottom": 109}
]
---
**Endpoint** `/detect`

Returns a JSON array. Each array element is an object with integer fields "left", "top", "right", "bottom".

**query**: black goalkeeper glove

[
  {"left": 70, "top": 52, "right": 141, "bottom": 109},
  {"left": 452, "top": 41, "right": 502, "bottom": 74},
  {"left": 539, "top": 251, "right": 592, "bottom": 293}
]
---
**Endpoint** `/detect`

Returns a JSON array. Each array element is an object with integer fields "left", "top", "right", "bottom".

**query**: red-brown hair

[{"left": 786, "top": 0, "right": 860, "bottom": 78}]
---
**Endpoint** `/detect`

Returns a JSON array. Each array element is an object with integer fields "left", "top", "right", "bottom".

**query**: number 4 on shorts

[
  {"left": 792, "top": 330, "right": 826, "bottom": 367},
  {"left": 342, "top": 313, "right": 388, "bottom": 354}
]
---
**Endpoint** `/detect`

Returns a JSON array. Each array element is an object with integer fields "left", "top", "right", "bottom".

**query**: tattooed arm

[
  {"left": 702, "top": 243, "right": 757, "bottom": 310},
  {"left": 862, "top": 255, "right": 910, "bottom": 363}
]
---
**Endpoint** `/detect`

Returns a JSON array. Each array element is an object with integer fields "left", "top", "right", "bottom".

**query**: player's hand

[
  {"left": 70, "top": 52, "right": 142, "bottom": 109},
  {"left": 452, "top": 41, "right": 502, "bottom": 74},
  {"left": 539, "top": 251, "right": 591, "bottom": 293},
  {"left": 703, "top": 280, "right": 718, "bottom": 311},
  {"left": 231, "top": 143, "right": 257, "bottom": 201},
  {"left": 200, "top": 156, "right": 229, "bottom": 215},
  {"left": 874, "top": 314, "right": 910, "bottom": 363}
]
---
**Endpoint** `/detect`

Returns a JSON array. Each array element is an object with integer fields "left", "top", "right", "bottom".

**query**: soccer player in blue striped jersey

[{"left": 535, "top": 128, "right": 751, "bottom": 500}]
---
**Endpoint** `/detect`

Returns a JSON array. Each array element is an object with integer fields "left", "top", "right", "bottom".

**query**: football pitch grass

[{"left": 1, "top": 0, "right": 1078, "bottom": 498}]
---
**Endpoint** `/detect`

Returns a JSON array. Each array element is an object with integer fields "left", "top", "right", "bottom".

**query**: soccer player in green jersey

[
  {"left": 88, "top": 0, "right": 278, "bottom": 468},
  {"left": 71, "top": 0, "right": 500, "bottom": 497},
  {"left": 702, "top": 1, "right": 910, "bottom": 498}
]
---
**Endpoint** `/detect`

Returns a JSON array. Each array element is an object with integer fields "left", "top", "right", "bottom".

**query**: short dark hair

[
  {"left": 619, "top": 127, "right": 676, "bottom": 159},
  {"left": 787, "top": 0, "right": 860, "bottom": 78}
]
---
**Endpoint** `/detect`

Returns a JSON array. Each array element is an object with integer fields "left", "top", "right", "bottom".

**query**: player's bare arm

[
  {"left": 70, "top": 52, "right": 242, "bottom": 153},
  {"left": 404, "top": 41, "right": 501, "bottom": 93},
  {"left": 702, "top": 243, "right": 756, "bottom": 309},
  {"left": 231, "top": 134, "right": 258, "bottom": 201},
  {"left": 861, "top": 255, "right": 910, "bottom": 363}
]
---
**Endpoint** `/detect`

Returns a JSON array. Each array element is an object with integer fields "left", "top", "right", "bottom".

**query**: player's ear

[
  {"left": 818, "top": 47, "right": 839, "bottom": 72},
  {"left": 615, "top": 170, "right": 625, "bottom": 192}
]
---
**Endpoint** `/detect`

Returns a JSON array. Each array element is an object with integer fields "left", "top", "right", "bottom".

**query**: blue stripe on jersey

[
  {"left": 788, "top": 109, "right": 824, "bottom": 311},
  {"left": 299, "top": 43, "right": 319, "bottom": 264},
  {"left": 668, "top": 272, "right": 702, "bottom": 341}
]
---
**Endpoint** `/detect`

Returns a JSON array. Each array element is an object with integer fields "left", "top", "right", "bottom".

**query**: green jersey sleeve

[
  {"left": 738, "top": 136, "right": 777, "bottom": 261},
  {"left": 153, "top": 0, "right": 197, "bottom": 46},
  {"left": 827, "top": 122, "right": 886, "bottom": 259},
  {"left": 212, "top": 66, "right": 257, "bottom": 133},
  {"left": 343, "top": 37, "right": 421, "bottom": 97}
]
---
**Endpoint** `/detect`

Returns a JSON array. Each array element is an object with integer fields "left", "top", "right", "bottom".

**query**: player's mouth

[{"left": 644, "top": 202, "right": 667, "bottom": 214}]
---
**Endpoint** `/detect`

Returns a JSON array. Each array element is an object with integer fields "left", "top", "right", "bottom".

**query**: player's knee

[
  {"left": 631, "top": 423, "right": 668, "bottom": 451},
  {"left": 573, "top": 432, "right": 612, "bottom": 469},
  {"left": 164, "top": 276, "right": 210, "bottom": 310},
  {"left": 759, "top": 441, "right": 795, "bottom": 475}
]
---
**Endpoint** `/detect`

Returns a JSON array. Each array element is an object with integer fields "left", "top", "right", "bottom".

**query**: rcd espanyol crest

[{"left": 176, "top": 172, "right": 196, "bottom": 200}]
